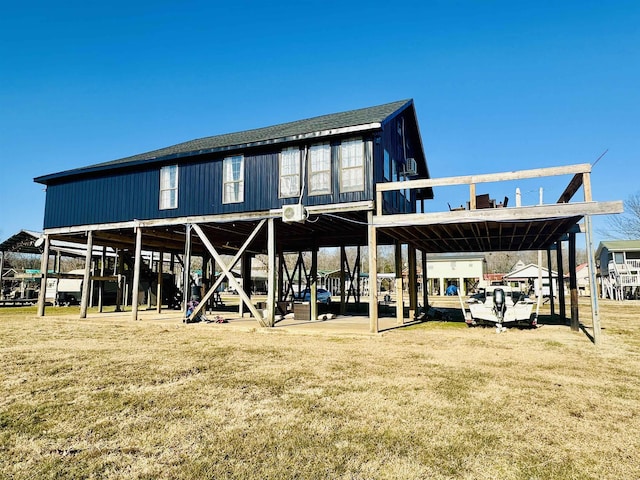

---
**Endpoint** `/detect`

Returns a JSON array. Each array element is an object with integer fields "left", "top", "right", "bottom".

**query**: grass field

[{"left": 1, "top": 299, "right": 640, "bottom": 479}]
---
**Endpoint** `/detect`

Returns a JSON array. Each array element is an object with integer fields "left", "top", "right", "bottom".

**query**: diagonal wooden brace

[{"left": 190, "top": 221, "right": 267, "bottom": 327}]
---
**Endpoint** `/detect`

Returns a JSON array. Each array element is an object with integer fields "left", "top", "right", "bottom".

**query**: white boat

[{"left": 466, "top": 285, "right": 536, "bottom": 330}]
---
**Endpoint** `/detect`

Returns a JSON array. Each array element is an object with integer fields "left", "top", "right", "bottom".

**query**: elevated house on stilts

[{"left": 34, "top": 99, "right": 622, "bottom": 343}]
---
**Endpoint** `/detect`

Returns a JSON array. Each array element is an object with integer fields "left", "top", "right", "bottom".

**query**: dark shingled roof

[{"left": 35, "top": 99, "right": 413, "bottom": 184}]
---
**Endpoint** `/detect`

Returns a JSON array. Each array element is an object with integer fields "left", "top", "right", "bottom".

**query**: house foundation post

[
  {"left": 310, "top": 247, "right": 318, "bottom": 321},
  {"left": 98, "top": 246, "right": 106, "bottom": 313},
  {"left": 408, "top": 244, "right": 417, "bottom": 320},
  {"left": 266, "top": 218, "right": 276, "bottom": 327},
  {"left": 556, "top": 240, "right": 566, "bottom": 323},
  {"left": 547, "top": 248, "right": 555, "bottom": 318},
  {"left": 584, "top": 214, "right": 602, "bottom": 344},
  {"left": 569, "top": 232, "right": 579, "bottom": 331},
  {"left": 80, "top": 230, "right": 93, "bottom": 319},
  {"left": 395, "top": 241, "right": 404, "bottom": 326},
  {"left": 131, "top": 226, "right": 143, "bottom": 321},
  {"left": 421, "top": 250, "right": 428, "bottom": 312},
  {"left": 37, "top": 234, "right": 51, "bottom": 317},
  {"left": 368, "top": 211, "right": 378, "bottom": 333},
  {"left": 157, "top": 250, "right": 163, "bottom": 313},
  {"left": 340, "top": 246, "right": 347, "bottom": 315},
  {"left": 183, "top": 224, "right": 192, "bottom": 315}
]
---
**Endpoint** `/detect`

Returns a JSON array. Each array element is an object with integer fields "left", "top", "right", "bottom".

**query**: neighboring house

[
  {"left": 574, "top": 263, "right": 590, "bottom": 296},
  {"left": 425, "top": 253, "right": 485, "bottom": 296},
  {"left": 596, "top": 240, "right": 640, "bottom": 300},
  {"left": 502, "top": 263, "right": 562, "bottom": 297}
]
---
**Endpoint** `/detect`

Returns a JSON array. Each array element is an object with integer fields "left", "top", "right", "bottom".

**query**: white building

[{"left": 425, "top": 253, "right": 485, "bottom": 296}]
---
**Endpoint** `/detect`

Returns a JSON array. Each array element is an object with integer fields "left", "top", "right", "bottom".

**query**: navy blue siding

[{"left": 43, "top": 137, "right": 375, "bottom": 229}]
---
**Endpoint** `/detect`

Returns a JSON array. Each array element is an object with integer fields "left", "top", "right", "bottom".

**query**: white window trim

[
  {"left": 308, "top": 142, "right": 332, "bottom": 195},
  {"left": 159, "top": 165, "right": 178, "bottom": 210},
  {"left": 223, "top": 155, "right": 244, "bottom": 204},
  {"left": 279, "top": 147, "right": 301, "bottom": 198},
  {"left": 339, "top": 138, "right": 365, "bottom": 193}
]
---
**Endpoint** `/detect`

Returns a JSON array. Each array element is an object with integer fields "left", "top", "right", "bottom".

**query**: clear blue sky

[{"left": 1, "top": 0, "right": 638, "bottom": 244}]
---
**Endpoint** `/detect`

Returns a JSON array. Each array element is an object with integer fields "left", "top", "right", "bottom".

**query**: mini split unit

[{"left": 282, "top": 204, "right": 307, "bottom": 223}]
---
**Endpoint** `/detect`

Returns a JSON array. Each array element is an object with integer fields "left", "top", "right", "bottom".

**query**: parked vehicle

[
  {"left": 297, "top": 288, "right": 332, "bottom": 304},
  {"left": 466, "top": 285, "right": 536, "bottom": 331}
]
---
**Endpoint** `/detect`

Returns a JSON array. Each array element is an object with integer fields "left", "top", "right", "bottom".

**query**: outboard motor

[{"left": 493, "top": 288, "right": 507, "bottom": 325}]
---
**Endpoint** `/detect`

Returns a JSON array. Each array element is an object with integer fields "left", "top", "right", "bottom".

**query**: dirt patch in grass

[{"left": 1, "top": 299, "right": 640, "bottom": 479}]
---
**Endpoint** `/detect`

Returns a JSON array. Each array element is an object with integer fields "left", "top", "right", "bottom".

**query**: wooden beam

[
  {"left": 42, "top": 201, "right": 373, "bottom": 236},
  {"left": 375, "top": 163, "right": 592, "bottom": 192},
  {"left": 372, "top": 201, "right": 623, "bottom": 227},
  {"left": 557, "top": 173, "right": 583, "bottom": 203}
]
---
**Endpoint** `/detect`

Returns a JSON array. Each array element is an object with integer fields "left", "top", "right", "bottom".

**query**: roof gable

[
  {"left": 504, "top": 263, "right": 558, "bottom": 279},
  {"left": 596, "top": 240, "right": 640, "bottom": 256}
]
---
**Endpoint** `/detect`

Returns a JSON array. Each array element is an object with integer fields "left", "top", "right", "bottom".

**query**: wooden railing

[{"left": 375, "top": 163, "right": 593, "bottom": 216}]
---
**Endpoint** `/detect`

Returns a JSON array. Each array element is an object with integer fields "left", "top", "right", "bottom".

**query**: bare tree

[{"left": 603, "top": 192, "right": 640, "bottom": 239}]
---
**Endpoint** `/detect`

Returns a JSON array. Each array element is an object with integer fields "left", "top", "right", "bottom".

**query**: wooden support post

[
  {"left": 569, "top": 232, "right": 579, "bottom": 331},
  {"left": 421, "top": 250, "right": 428, "bottom": 312},
  {"left": 469, "top": 183, "right": 477, "bottom": 209},
  {"left": 556, "top": 241, "right": 566, "bottom": 323},
  {"left": 547, "top": 248, "right": 555, "bottom": 318},
  {"left": 183, "top": 224, "right": 192, "bottom": 315},
  {"left": 340, "top": 246, "right": 346, "bottom": 315},
  {"left": 37, "top": 235, "right": 51, "bottom": 317},
  {"left": 278, "top": 253, "right": 284, "bottom": 302},
  {"left": 584, "top": 214, "right": 602, "bottom": 344},
  {"left": 266, "top": 218, "right": 276, "bottom": 327},
  {"left": 408, "top": 245, "right": 417, "bottom": 319},
  {"left": 80, "top": 231, "right": 93, "bottom": 319},
  {"left": 131, "top": 226, "right": 143, "bottom": 321},
  {"left": 115, "top": 251, "right": 123, "bottom": 312},
  {"left": 240, "top": 253, "right": 252, "bottom": 317},
  {"left": 157, "top": 250, "right": 163, "bottom": 314},
  {"left": 0, "top": 250, "right": 4, "bottom": 299},
  {"left": 98, "top": 246, "right": 105, "bottom": 313},
  {"left": 89, "top": 259, "right": 95, "bottom": 309},
  {"left": 310, "top": 248, "right": 318, "bottom": 321},
  {"left": 368, "top": 211, "right": 378, "bottom": 333},
  {"left": 395, "top": 241, "right": 404, "bottom": 326}
]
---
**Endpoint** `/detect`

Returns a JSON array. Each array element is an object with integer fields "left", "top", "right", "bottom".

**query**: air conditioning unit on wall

[
  {"left": 404, "top": 158, "right": 418, "bottom": 177},
  {"left": 282, "top": 204, "right": 306, "bottom": 223}
]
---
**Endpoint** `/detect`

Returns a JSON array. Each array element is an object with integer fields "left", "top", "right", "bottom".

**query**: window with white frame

[
  {"left": 340, "top": 138, "right": 364, "bottom": 192},
  {"left": 159, "top": 165, "right": 178, "bottom": 209},
  {"left": 223, "top": 155, "right": 244, "bottom": 204},
  {"left": 279, "top": 147, "right": 300, "bottom": 197},
  {"left": 309, "top": 142, "right": 331, "bottom": 194}
]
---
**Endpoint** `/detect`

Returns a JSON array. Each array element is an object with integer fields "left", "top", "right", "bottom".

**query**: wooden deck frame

[{"left": 372, "top": 163, "right": 621, "bottom": 345}]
